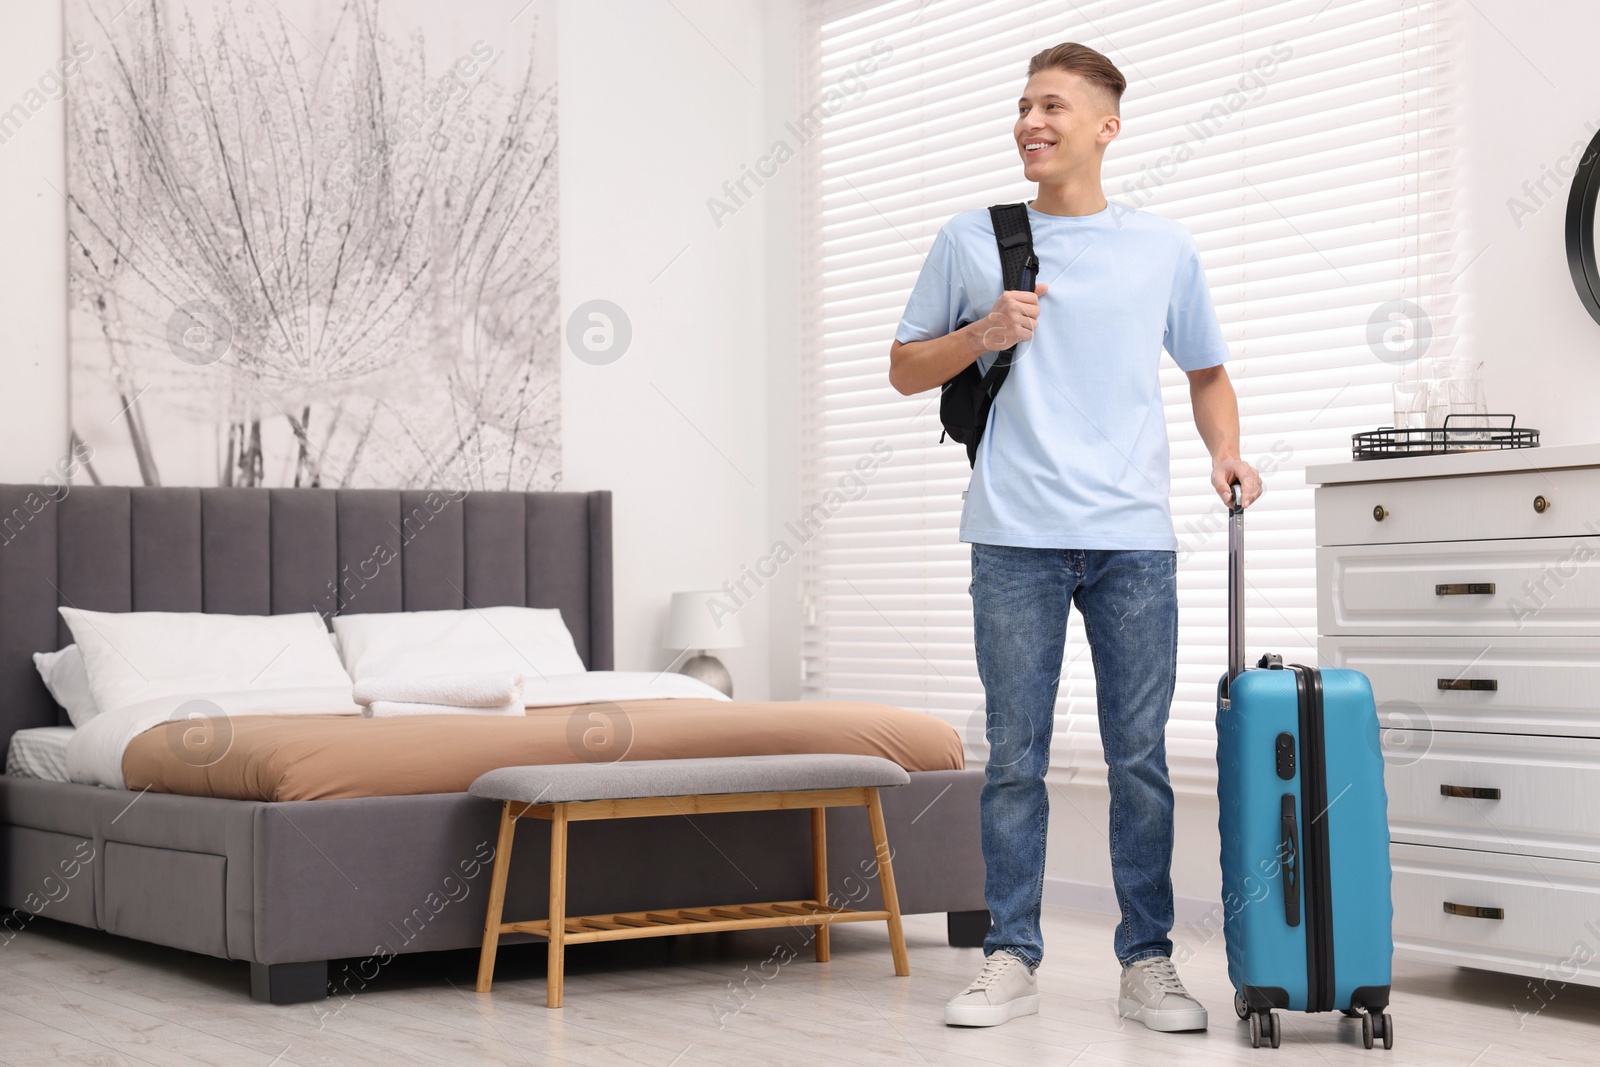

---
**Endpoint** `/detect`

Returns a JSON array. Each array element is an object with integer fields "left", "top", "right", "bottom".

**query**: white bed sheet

[{"left": 5, "top": 726, "right": 76, "bottom": 783}]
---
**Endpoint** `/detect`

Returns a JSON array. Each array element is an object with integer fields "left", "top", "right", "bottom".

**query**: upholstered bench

[{"left": 469, "top": 753, "right": 913, "bottom": 1006}]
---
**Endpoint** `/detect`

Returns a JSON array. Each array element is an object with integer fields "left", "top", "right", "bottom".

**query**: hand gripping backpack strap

[
  {"left": 935, "top": 202, "right": 1037, "bottom": 466},
  {"left": 980, "top": 202, "right": 1037, "bottom": 400}
]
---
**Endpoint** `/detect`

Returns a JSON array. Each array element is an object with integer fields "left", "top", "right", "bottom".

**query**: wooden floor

[{"left": 1, "top": 906, "right": 1597, "bottom": 1065}]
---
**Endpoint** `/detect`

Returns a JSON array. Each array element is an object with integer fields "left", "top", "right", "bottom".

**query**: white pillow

[
  {"left": 33, "top": 645, "right": 102, "bottom": 727},
  {"left": 332, "top": 606, "right": 586, "bottom": 682},
  {"left": 59, "top": 608, "right": 353, "bottom": 716}
]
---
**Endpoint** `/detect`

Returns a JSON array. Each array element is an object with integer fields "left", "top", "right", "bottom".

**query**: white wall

[
  {"left": 0, "top": 2, "right": 69, "bottom": 480},
  {"left": 758, "top": 0, "right": 805, "bottom": 701},
  {"left": 0, "top": 0, "right": 804, "bottom": 698},
  {"left": 558, "top": 0, "right": 795, "bottom": 691},
  {"left": 1458, "top": 1, "right": 1600, "bottom": 445}
]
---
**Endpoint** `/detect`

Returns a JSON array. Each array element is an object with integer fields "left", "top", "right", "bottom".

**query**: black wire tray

[{"left": 1352, "top": 414, "right": 1539, "bottom": 460}]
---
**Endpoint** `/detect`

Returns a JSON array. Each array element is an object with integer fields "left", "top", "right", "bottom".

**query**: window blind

[{"left": 800, "top": 0, "right": 1455, "bottom": 789}]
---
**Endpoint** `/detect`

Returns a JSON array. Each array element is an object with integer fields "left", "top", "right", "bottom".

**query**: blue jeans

[{"left": 970, "top": 543, "right": 1178, "bottom": 969}]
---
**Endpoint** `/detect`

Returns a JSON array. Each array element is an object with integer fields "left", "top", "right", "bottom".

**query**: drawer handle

[
  {"left": 1372, "top": 505, "right": 1388, "bottom": 522},
  {"left": 1440, "top": 784, "right": 1501, "bottom": 800},
  {"left": 1443, "top": 901, "right": 1504, "bottom": 921},
  {"left": 1534, "top": 494, "right": 1551, "bottom": 514},
  {"left": 1435, "top": 583, "right": 1495, "bottom": 596},
  {"left": 1437, "top": 678, "right": 1498, "bottom": 691}
]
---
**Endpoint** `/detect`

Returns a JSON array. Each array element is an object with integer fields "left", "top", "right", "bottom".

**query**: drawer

[
  {"left": 102, "top": 842, "right": 228, "bottom": 958},
  {"left": 1319, "top": 635, "right": 1600, "bottom": 738},
  {"left": 1391, "top": 842, "right": 1600, "bottom": 987},
  {"left": 1318, "top": 537, "right": 1600, "bottom": 636},
  {"left": 1385, "top": 731, "right": 1600, "bottom": 863},
  {"left": 1316, "top": 467, "right": 1600, "bottom": 546},
  {"left": 0, "top": 826, "right": 97, "bottom": 928}
]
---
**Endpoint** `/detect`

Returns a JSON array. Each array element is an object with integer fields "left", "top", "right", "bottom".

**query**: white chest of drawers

[{"left": 1308, "top": 443, "right": 1600, "bottom": 991}]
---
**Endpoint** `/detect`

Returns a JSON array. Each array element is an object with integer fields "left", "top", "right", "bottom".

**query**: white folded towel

[
  {"left": 352, "top": 671, "right": 524, "bottom": 709},
  {"left": 362, "top": 699, "right": 525, "bottom": 718}
]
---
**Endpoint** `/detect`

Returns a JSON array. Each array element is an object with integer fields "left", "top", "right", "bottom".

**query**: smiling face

[{"left": 1015, "top": 68, "right": 1119, "bottom": 185}]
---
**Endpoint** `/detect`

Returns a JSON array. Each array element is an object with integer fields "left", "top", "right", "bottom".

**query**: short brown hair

[{"left": 1026, "top": 42, "right": 1126, "bottom": 115}]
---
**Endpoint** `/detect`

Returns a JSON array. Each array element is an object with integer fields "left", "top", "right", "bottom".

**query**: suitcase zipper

[{"left": 1293, "top": 664, "right": 1337, "bottom": 1012}]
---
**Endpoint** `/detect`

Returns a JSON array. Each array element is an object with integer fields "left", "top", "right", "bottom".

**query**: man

[{"left": 888, "top": 42, "right": 1263, "bottom": 1031}]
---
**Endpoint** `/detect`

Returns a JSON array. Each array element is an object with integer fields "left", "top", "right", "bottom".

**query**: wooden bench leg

[
  {"left": 547, "top": 804, "right": 569, "bottom": 1008},
  {"left": 865, "top": 788, "right": 910, "bottom": 977},
  {"left": 810, "top": 807, "right": 830, "bottom": 962},
  {"left": 476, "top": 801, "right": 519, "bottom": 992}
]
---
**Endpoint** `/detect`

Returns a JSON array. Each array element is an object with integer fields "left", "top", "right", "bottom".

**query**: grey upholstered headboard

[{"left": 0, "top": 485, "right": 613, "bottom": 744}]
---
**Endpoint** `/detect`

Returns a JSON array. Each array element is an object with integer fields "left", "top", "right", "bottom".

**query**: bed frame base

[
  {"left": 946, "top": 908, "right": 992, "bottom": 948},
  {"left": 251, "top": 960, "right": 329, "bottom": 1005}
]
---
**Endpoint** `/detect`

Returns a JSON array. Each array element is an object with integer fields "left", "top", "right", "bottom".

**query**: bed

[{"left": 0, "top": 485, "right": 986, "bottom": 1003}]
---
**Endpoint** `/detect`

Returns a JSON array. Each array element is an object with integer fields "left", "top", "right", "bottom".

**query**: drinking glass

[
  {"left": 1392, "top": 378, "right": 1431, "bottom": 433},
  {"left": 1431, "top": 360, "right": 1487, "bottom": 444},
  {"left": 1425, "top": 379, "right": 1455, "bottom": 433},
  {"left": 1449, "top": 376, "right": 1490, "bottom": 443}
]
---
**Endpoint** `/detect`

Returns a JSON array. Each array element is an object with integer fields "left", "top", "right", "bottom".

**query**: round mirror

[{"left": 1565, "top": 127, "right": 1600, "bottom": 326}]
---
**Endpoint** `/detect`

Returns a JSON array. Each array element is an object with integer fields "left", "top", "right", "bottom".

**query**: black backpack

[{"left": 938, "top": 203, "right": 1038, "bottom": 467}]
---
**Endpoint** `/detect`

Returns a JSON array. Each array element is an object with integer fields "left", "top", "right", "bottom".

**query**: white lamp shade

[{"left": 664, "top": 591, "right": 744, "bottom": 651}]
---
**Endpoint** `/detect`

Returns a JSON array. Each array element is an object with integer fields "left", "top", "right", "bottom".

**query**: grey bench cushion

[{"left": 468, "top": 753, "right": 910, "bottom": 805}]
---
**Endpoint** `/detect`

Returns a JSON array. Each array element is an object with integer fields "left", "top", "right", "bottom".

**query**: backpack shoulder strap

[
  {"left": 980, "top": 202, "right": 1036, "bottom": 394},
  {"left": 988, "top": 203, "right": 1034, "bottom": 291}
]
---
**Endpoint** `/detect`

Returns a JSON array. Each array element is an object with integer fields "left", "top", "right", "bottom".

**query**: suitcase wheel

[
  {"left": 1361, "top": 1011, "right": 1394, "bottom": 1050},
  {"left": 1249, "top": 1010, "right": 1281, "bottom": 1049},
  {"left": 1234, "top": 992, "right": 1250, "bottom": 1020}
]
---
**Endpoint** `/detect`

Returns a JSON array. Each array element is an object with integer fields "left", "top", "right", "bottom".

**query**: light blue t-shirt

[{"left": 895, "top": 200, "right": 1229, "bottom": 551}]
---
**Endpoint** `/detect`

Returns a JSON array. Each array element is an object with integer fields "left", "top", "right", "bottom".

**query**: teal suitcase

[{"left": 1215, "top": 483, "right": 1395, "bottom": 1050}]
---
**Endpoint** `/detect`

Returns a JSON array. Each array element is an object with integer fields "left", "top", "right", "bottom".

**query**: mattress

[
  {"left": 120, "top": 698, "right": 965, "bottom": 802},
  {"left": 4, "top": 726, "right": 75, "bottom": 782}
]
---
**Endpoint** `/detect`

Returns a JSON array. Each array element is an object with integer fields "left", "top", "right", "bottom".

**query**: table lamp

[{"left": 663, "top": 591, "right": 743, "bottom": 697}]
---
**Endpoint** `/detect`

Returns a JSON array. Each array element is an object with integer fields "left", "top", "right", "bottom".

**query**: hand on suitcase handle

[{"left": 1215, "top": 459, "right": 1262, "bottom": 510}]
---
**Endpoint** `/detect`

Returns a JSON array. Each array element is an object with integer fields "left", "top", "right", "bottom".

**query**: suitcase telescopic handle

[{"left": 1228, "top": 480, "right": 1245, "bottom": 685}]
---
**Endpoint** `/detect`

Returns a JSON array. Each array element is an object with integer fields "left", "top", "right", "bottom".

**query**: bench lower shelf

[{"left": 502, "top": 899, "right": 892, "bottom": 944}]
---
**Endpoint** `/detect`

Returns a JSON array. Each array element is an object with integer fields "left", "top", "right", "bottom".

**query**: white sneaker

[
  {"left": 943, "top": 949, "right": 1040, "bottom": 1027},
  {"left": 1117, "top": 956, "right": 1208, "bottom": 1032}
]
